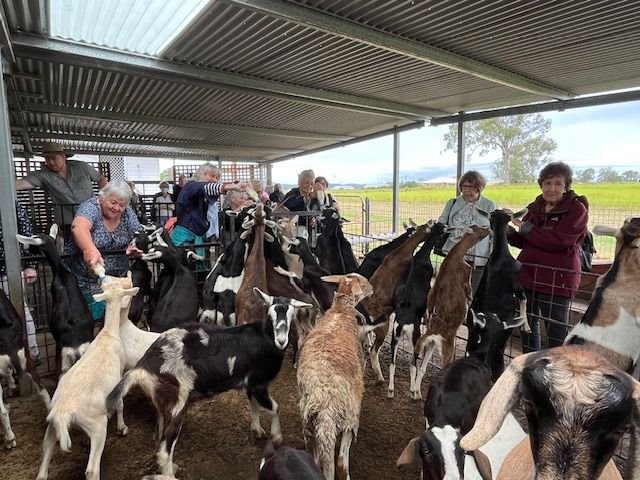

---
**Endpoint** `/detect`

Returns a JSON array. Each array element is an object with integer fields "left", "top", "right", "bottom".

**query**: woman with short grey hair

[
  {"left": 281, "top": 169, "right": 321, "bottom": 227},
  {"left": 64, "top": 180, "right": 143, "bottom": 320}
]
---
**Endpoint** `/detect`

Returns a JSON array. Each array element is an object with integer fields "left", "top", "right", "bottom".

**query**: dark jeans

[{"left": 521, "top": 289, "right": 571, "bottom": 353}]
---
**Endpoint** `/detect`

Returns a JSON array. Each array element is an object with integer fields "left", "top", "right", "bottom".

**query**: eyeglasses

[{"left": 460, "top": 184, "right": 477, "bottom": 190}]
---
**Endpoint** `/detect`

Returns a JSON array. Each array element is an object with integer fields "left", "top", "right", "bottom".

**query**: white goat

[{"left": 36, "top": 275, "right": 138, "bottom": 480}]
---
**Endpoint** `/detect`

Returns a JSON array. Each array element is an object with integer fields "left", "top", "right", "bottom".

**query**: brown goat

[
  {"left": 411, "top": 225, "right": 490, "bottom": 399},
  {"left": 461, "top": 345, "right": 640, "bottom": 480},
  {"left": 297, "top": 273, "right": 373, "bottom": 480},
  {"left": 565, "top": 217, "right": 640, "bottom": 373},
  {"left": 235, "top": 204, "right": 269, "bottom": 325},
  {"left": 360, "top": 223, "right": 431, "bottom": 382}
]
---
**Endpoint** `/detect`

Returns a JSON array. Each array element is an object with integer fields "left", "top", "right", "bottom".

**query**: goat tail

[
  {"left": 314, "top": 411, "right": 338, "bottom": 477},
  {"left": 50, "top": 412, "right": 73, "bottom": 452},
  {"left": 106, "top": 368, "right": 150, "bottom": 416}
]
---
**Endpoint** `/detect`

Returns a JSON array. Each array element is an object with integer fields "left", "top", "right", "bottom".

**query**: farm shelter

[{"left": 0, "top": 0, "right": 640, "bottom": 478}]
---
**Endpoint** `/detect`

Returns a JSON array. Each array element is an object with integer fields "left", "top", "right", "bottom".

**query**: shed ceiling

[{"left": 2, "top": 0, "right": 640, "bottom": 162}]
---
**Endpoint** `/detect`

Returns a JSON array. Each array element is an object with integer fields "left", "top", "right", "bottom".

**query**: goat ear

[
  {"left": 93, "top": 292, "right": 106, "bottom": 302},
  {"left": 593, "top": 225, "right": 619, "bottom": 237},
  {"left": 409, "top": 218, "right": 417, "bottom": 228},
  {"left": 290, "top": 299, "right": 314, "bottom": 309},
  {"left": 48, "top": 224, "right": 59, "bottom": 239},
  {"left": 460, "top": 353, "right": 529, "bottom": 452},
  {"left": 253, "top": 287, "right": 273, "bottom": 306},
  {"left": 321, "top": 275, "right": 344, "bottom": 284},
  {"left": 156, "top": 233, "right": 169, "bottom": 248},
  {"left": 123, "top": 287, "right": 140, "bottom": 297},
  {"left": 470, "top": 450, "right": 493, "bottom": 480},
  {"left": 396, "top": 436, "right": 421, "bottom": 471}
]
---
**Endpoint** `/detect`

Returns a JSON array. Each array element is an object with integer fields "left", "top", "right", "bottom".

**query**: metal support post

[{"left": 392, "top": 127, "right": 400, "bottom": 233}]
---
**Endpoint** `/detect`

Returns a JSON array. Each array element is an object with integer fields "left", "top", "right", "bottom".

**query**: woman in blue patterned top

[{"left": 64, "top": 180, "right": 143, "bottom": 319}]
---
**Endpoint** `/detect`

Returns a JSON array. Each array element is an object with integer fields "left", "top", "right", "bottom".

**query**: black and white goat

[
  {"left": 128, "top": 230, "right": 153, "bottom": 326},
  {"left": 467, "top": 209, "right": 530, "bottom": 381},
  {"left": 107, "top": 289, "right": 313, "bottom": 477},
  {"left": 258, "top": 442, "right": 324, "bottom": 480},
  {"left": 16, "top": 224, "right": 94, "bottom": 373},
  {"left": 143, "top": 236, "right": 200, "bottom": 332},
  {"left": 0, "top": 288, "right": 51, "bottom": 449},
  {"left": 397, "top": 311, "right": 527, "bottom": 480},
  {"left": 388, "top": 222, "right": 445, "bottom": 398}
]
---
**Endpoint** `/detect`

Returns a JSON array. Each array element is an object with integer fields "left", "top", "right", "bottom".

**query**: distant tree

[
  {"left": 401, "top": 181, "right": 420, "bottom": 188},
  {"left": 597, "top": 167, "right": 621, "bottom": 183},
  {"left": 443, "top": 113, "right": 557, "bottom": 184},
  {"left": 576, "top": 168, "right": 596, "bottom": 183},
  {"left": 160, "top": 167, "right": 173, "bottom": 182},
  {"left": 621, "top": 170, "right": 640, "bottom": 182}
]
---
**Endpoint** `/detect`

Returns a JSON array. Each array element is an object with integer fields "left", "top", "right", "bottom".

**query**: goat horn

[
  {"left": 460, "top": 353, "right": 529, "bottom": 451},
  {"left": 156, "top": 233, "right": 169, "bottom": 248}
]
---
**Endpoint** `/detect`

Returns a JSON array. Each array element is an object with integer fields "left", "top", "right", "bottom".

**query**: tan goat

[
  {"left": 297, "top": 273, "right": 373, "bottom": 480},
  {"left": 564, "top": 217, "right": 640, "bottom": 373},
  {"left": 360, "top": 223, "right": 431, "bottom": 382},
  {"left": 411, "top": 225, "right": 490, "bottom": 399},
  {"left": 461, "top": 345, "right": 640, "bottom": 480}
]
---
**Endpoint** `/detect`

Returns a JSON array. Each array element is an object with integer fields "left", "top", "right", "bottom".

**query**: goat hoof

[
  {"left": 5, "top": 437, "right": 17, "bottom": 449},
  {"left": 252, "top": 427, "right": 267, "bottom": 439},
  {"left": 118, "top": 425, "right": 128, "bottom": 436},
  {"left": 387, "top": 389, "right": 394, "bottom": 399},
  {"left": 272, "top": 435, "right": 283, "bottom": 447}
]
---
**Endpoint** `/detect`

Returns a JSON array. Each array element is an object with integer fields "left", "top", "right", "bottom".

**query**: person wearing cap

[
  {"left": 15, "top": 142, "right": 108, "bottom": 235},
  {"left": 152, "top": 181, "right": 175, "bottom": 226}
]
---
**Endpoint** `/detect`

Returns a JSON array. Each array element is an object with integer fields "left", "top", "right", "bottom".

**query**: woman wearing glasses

[{"left": 438, "top": 170, "right": 497, "bottom": 293}]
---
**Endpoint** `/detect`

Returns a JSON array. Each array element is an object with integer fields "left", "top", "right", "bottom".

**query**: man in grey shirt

[{"left": 16, "top": 142, "right": 108, "bottom": 232}]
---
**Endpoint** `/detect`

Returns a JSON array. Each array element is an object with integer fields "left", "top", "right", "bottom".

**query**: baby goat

[
  {"left": 37, "top": 276, "right": 138, "bottom": 480},
  {"left": 107, "top": 289, "right": 312, "bottom": 478},
  {"left": 297, "top": 273, "right": 374, "bottom": 480},
  {"left": 461, "top": 345, "right": 640, "bottom": 480}
]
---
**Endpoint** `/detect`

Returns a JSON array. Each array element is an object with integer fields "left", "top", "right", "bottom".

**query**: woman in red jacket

[{"left": 508, "top": 162, "right": 588, "bottom": 352}]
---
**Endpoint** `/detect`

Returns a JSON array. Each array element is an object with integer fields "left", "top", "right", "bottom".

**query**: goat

[
  {"left": 235, "top": 204, "right": 271, "bottom": 325},
  {"left": 128, "top": 230, "right": 153, "bottom": 326},
  {"left": 107, "top": 289, "right": 313, "bottom": 477},
  {"left": 36, "top": 276, "right": 138, "bottom": 480},
  {"left": 258, "top": 441, "right": 324, "bottom": 480},
  {"left": 0, "top": 289, "right": 51, "bottom": 449},
  {"left": 360, "top": 223, "right": 431, "bottom": 382},
  {"left": 16, "top": 224, "right": 94, "bottom": 373},
  {"left": 397, "top": 311, "right": 527, "bottom": 480},
  {"left": 565, "top": 217, "right": 640, "bottom": 373},
  {"left": 277, "top": 215, "right": 305, "bottom": 279},
  {"left": 297, "top": 273, "right": 373, "bottom": 480},
  {"left": 411, "top": 225, "right": 490, "bottom": 399},
  {"left": 388, "top": 221, "right": 445, "bottom": 398},
  {"left": 289, "top": 236, "right": 335, "bottom": 312},
  {"left": 468, "top": 209, "right": 530, "bottom": 382},
  {"left": 315, "top": 207, "right": 359, "bottom": 275},
  {"left": 461, "top": 345, "right": 640, "bottom": 480},
  {"left": 358, "top": 219, "right": 417, "bottom": 279},
  {"left": 200, "top": 214, "right": 251, "bottom": 326},
  {"left": 142, "top": 239, "right": 199, "bottom": 332}
]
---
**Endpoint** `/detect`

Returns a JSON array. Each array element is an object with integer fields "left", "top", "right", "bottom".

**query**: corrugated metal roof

[{"left": 3, "top": 0, "right": 640, "bottom": 162}]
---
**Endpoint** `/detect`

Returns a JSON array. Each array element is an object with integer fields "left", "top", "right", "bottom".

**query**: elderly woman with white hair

[
  {"left": 281, "top": 169, "right": 322, "bottom": 228},
  {"left": 64, "top": 180, "right": 143, "bottom": 320}
]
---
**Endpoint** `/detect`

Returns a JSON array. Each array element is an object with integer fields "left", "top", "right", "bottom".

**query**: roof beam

[
  {"left": 13, "top": 35, "right": 442, "bottom": 120},
  {"left": 225, "top": 0, "right": 575, "bottom": 100},
  {"left": 29, "top": 132, "right": 302, "bottom": 156},
  {"left": 0, "top": 3, "right": 16, "bottom": 63},
  {"left": 22, "top": 102, "right": 354, "bottom": 141}
]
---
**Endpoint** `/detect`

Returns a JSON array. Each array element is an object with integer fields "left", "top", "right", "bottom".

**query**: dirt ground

[{"left": 1, "top": 341, "right": 439, "bottom": 480}]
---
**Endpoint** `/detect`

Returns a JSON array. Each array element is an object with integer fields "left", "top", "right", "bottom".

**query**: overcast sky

[{"left": 271, "top": 99, "right": 640, "bottom": 186}]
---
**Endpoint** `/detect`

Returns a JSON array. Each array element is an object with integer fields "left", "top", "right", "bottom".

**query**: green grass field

[{"left": 337, "top": 183, "right": 640, "bottom": 207}]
